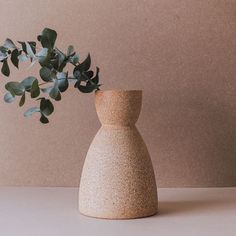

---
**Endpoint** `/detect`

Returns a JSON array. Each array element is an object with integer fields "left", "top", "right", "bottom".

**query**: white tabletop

[{"left": 0, "top": 187, "right": 235, "bottom": 236}]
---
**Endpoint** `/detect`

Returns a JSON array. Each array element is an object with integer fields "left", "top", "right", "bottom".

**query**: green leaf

[
  {"left": 91, "top": 67, "right": 100, "bottom": 84},
  {"left": 39, "top": 67, "right": 54, "bottom": 82},
  {"left": 54, "top": 92, "right": 61, "bottom": 101},
  {"left": 17, "top": 41, "right": 27, "bottom": 54},
  {"left": 74, "top": 81, "right": 78, "bottom": 88},
  {"left": 28, "top": 41, "right": 36, "bottom": 47},
  {"left": 84, "top": 70, "right": 94, "bottom": 79},
  {"left": 1, "top": 60, "right": 10, "bottom": 76},
  {"left": 36, "top": 48, "right": 49, "bottom": 64},
  {"left": 73, "top": 53, "right": 91, "bottom": 73},
  {"left": 0, "top": 46, "right": 8, "bottom": 53},
  {"left": 30, "top": 79, "right": 40, "bottom": 98},
  {"left": 0, "top": 51, "right": 8, "bottom": 61},
  {"left": 18, "top": 54, "right": 28, "bottom": 62},
  {"left": 19, "top": 92, "right": 25, "bottom": 107},
  {"left": 41, "top": 72, "right": 68, "bottom": 100},
  {"left": 73, "top": 70, "right": 81, "bottom": 79},
  {"left": 37, "top": 48, "right": 48, "bottom": 57},
  {"left": 4, "top": 92, "right": 15, "bottom": 103},
  {"left": 28, "top": 57, "right": 38, "bottom": 68},
  {"left": 77, "top": 83, "right": 98, "bottom": 93},
  {"left": 24, "top": 107, "right": 40, "bottom": 117},
  {"left": 76, "top": 71, "right": 93, "bottom": 82},
  {"left": 40, "top": 114, "right": 49, "bottom": 124},
  {"left": 5, "top": 82, "right": 25, "bottom": 95},
  {"left": 55, "top": 48, "right": 66, "bottom": 71},
  {"left": 67, "top": 45, "right": 74, "bottom": 56},
  {"left": 25, "top": 42, "right": 35, "bottom": 58},
  {"left": 69, "top": 53, "right": 79, "bottom": 65},
  {"left": 3, "top": 38, "right": 16, "bottom": 49},
  {"left": 49, "top": 84, "right": 60, "bottom": 100},
  {"left": 40, "top": 98, "right": 54, "bottom": 116},
  {"left": 28, "top": 41, "right": 36, "bottom": 54},
  {"left": 20, "top": 76, "right": 36, "bottom": 91},
  {"left": 57, "top": 72, "right": 69, "bottom": 92},
  {"left": 10, "top": 49, "right": 19, "bottom": 68},
  {"left": 38, "top": 28, "right": 57, "bottom": 49}
]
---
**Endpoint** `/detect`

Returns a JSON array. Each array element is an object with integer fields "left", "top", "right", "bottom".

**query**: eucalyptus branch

[{"left": 0, "top": 28, "right": 101, "bottom": 124}]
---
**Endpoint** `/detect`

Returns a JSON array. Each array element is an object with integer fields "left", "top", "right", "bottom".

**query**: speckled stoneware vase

[{"left": 79, "top": 90, "right": 158, "bottom": 219}]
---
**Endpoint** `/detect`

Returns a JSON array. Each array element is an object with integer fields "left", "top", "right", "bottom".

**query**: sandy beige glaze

[{"left": 79, "top": 90, "right": 158, "bottom": 219}]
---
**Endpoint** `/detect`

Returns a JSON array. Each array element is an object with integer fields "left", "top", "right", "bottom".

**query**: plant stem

[
  {"left": 38, "top": 82, "right": 48, "bottom": 86},
  {"left": 38, "top": 77, "right": 76, "bottom": 87}
]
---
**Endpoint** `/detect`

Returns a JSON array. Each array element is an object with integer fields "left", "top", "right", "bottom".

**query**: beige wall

[{"left": 0, "top": 0, "right": 235, "bottom": 187}]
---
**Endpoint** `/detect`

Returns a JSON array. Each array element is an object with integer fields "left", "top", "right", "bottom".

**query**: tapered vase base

[{"left": 79, "top": 208, "right": 158, "bottom": 220}]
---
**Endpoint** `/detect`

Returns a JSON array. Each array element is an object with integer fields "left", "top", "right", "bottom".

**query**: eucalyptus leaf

[
  {"left": 40, "top": 98, "right": 54, "bottom": 116},
  {"left": 73, "top": 70, "right": 81, "bottom": 79},
  {"left": 30, "top": 79, "right": 40, "bottom": 98},
  {"left": 69, "top": 53, "right": 79, "bottom": 65},
  {"left": 5, "top": 82, "right": 25, "bottom": 96},
  {"left": 18, "top": 54, "right": 28, "bottom": 62},
  {"left": 25, "top": 42, "right": 35, "bottom": 58},
  {"left": 0, "top": 51, "right": 7, "bottom": 61},
  {"left": 57, "top": 72, "right": 68, "bottom": 92},
  {"left": 20, "top": 76, "right": 37, "bottom": 91},
  {"left": 24, "top": 107, "right": 40, "bottom": 117},
  {"left": 84, "top": 70, "right": 94, "bottom": 79},
  {"left": 4, "top": 92, "right": 15, "bottom": 103},
  {"left": 55, "top": 91, "right": 61, "bottom": 101},
  {"left": 40, "top": 114, "right": 49, "bottom": 124},
  {"left": 39, "top": 67, "right": 54, "bottom": 82},
  {"left": 55, "top": 48, "right": 66, "bottom": 71},
  {"left": 28, "top": 41, "right": 36, "bottom": 54},
  {"left": 38, "top": 28, "right": 57, "bottom": 49},
  {"left": 1, "top": 60, "right": 10, "bottom": 76},
  {"left": 78, "top": 71, "right": 92, "bottom": 82},
  {"left": 28, "top": 57, "right": 38, "bottom": 68},
  {"left": 36, "top": 48, "right": 49, "bottom": 64},
  {"left": 67, "top": 45, "right": 74, "bottom": 56},
  {"left": 17, "top": 41, "right": 27, "bottom": 54},
  {"left": 49, "top": 58, "right": 58, "bottom": 69},
  {"left": 91, "top": 67, "right": 100, "bottom": 84},
  {"left": 0, "top": 46, "right": 8, "bottom": 53},
  {"left": 74, "top": 53, "right": 91, "bottom": 72},
  {"left": 36, "top": 47, "right": 48, "bottom": 57},
  {"left": 10, "top": 49, "right": 19, "bottom": 68},
  {"left": 77, "top": 83, "right": 98, "bottom": 93},
  {"left": 49, "top": 84, "right": 60, "bottom": 100},
  {"left": 19, "top": 92, "right": 25, "bottom": 107},
  {"left": 3, "top": 38, "right": 16, "bottom": 49}
]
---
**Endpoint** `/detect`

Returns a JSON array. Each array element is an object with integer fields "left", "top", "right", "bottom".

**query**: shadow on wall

[{"left": 144, "top": 85, "right": 236, "bottom": 187}]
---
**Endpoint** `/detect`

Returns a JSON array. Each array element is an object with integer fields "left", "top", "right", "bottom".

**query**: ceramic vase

[{"left": 79, "top": 90, "right": 158, "bottom": 219}]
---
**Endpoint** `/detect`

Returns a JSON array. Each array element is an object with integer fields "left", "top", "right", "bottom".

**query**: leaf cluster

[{"left": 0, "top": 28, "right": 101, "bottom": 123}]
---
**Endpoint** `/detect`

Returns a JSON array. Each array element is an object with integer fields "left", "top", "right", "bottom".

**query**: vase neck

[{"left": 95, "top": 90, "right": 142, "bottom": 126}]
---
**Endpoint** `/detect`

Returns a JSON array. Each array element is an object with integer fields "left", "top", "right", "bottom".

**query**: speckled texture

[{"left": 79, "top": 90, "right": 158, "bottom": 219}]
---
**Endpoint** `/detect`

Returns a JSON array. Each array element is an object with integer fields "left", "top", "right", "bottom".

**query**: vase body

[{"left": 79, "top": 90, "right": 158, "bottom": 219}]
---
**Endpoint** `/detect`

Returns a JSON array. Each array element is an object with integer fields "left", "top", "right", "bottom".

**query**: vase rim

[{"left": 96, "top": 89, "right": 142, "bottom": 94}]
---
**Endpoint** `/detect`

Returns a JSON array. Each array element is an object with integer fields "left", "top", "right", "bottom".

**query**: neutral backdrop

[{"left": 0, "top": 0, "right": 235, "bottom": 187}]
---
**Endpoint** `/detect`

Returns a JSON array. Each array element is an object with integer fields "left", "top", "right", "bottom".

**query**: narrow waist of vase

[{"left": 101, "top": 124, "right": 136, "bottom": 129}]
